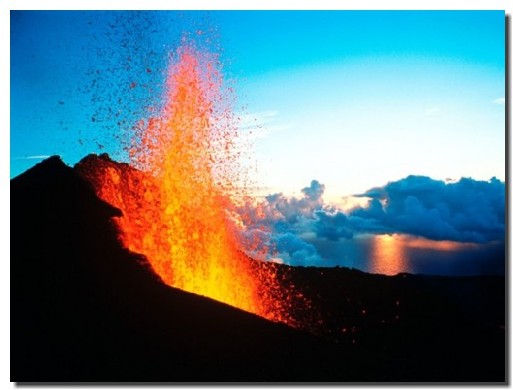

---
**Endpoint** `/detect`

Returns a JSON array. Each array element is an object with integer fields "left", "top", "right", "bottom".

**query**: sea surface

[{"left": 305, "top": 233, "right": 505, "bottom": 276}]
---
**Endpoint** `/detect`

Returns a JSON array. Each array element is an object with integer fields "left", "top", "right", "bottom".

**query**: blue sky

[
  {"left": 10, "top": 10, "right": 505, "bottom": 201},
  {"left": 218, "top": 11, "right": 504, "bottom": 77},
  {"left": 217, "top": 11, "right": 505, "bottom": 198}
]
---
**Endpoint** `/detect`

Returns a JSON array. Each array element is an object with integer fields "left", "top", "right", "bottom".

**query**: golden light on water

[
  {"left": 369, "top": 234, "right": 407, "bottom": 275},
  {"left": 369, "top": 233, "right": 480, "bottom": 275},
  {"left": 405, "top": 236, "right": 479, "bottom": 251}
]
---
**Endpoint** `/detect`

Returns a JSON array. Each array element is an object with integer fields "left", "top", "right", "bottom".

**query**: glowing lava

[{"left": 77, "top": 40, "right": 296, "bottom": 324}]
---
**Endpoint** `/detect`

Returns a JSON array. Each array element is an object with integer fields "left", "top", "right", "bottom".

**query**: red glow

[{"left": 76, "top": 41, "right": 304, "bottom": 326}]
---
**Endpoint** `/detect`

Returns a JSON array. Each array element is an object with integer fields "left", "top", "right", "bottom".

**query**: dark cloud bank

[{"left": 238, "top": 175, "right": 505, "bottom": 274}]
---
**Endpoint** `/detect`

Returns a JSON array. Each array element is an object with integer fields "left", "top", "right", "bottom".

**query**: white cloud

[
  {"left": 492, "top": 97, "right": 505, "bottom": 105},
  {"left": 334, "top": 195, "right": 372, "bottom": 213},
  {"left": 237, "top": 110, "right": 290, "bottom": 140},
  {"left": 238, "top": 110, "right": 279, "bottom": 130},
  {"left": 14, "top": 155, "right": 52, "bottom": 160}
]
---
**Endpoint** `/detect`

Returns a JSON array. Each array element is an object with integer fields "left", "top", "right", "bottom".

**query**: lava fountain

[{"left": 77, "top": 40, "right": 298, "bottom": 324}]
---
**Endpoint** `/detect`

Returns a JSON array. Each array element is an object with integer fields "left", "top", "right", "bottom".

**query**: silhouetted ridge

[
  {"left": 78, "top": 152, "right": 129, "bottom": 168},
  {"left": 11, "top": 155, "right": 348, "bottom": 382},
  {"left": 12, "top": 155, "right": 66, "bottom": 180}
]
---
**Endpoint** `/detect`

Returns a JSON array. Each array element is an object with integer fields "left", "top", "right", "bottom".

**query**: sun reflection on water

[
  {"left": 369, "top": 234, "right": 407, "bottom": 275},
  {"left": 368, "top": 233, "right": 481, "bottom": 275}
]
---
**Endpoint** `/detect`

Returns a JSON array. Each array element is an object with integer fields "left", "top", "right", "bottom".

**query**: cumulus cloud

[
  {"left": 492, "top": 97, "right": 505, "bottom": 105},
  {"left": 235, "top": 180, "right": 327, "bottom": 266},
  {"left": 321, "top": 176, "right": 505, "bottom": 244},
  {"left": 270, "top": 232, "right": 324, "bottom": 266},
  {"left": 236, "top": 175, "right": 504, "bottom": 266},
  {"left": 314, "top": 211, "right": 354, "bottom": 240},
  {"left": 267, "top": 180, "right": 324, "bottom": 224}
]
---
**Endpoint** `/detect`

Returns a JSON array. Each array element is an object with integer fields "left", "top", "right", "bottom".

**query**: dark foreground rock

[{"left": 11, "top": 155, "right": 506, "bottom": 383}]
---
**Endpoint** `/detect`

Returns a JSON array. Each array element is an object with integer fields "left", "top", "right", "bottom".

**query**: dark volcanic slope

[
  {"left": 11, "top": 156, "right": 352, "bottom": 382},
  {"left": 11, "top": 156, "right": 506, "bottom": 383}
]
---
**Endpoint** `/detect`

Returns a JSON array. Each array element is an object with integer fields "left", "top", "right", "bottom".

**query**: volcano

[{"left": 11, "top": 155, "right": 505, "bottom": 383}]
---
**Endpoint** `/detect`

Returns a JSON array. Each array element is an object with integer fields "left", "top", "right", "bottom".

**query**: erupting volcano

[
  {"left": 76, "top": 40, "right": 301, "bottom": 325},
  {"left": 12, "top": 11, "right": 506, "bottom": 383}
]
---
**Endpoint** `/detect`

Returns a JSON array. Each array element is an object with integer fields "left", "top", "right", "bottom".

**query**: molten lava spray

[
  {"left": 78, "top": 40, "right": 299, "bottom": 324},
  {"left": 131, "top": 42, "right": 266, "bottom": 314}
]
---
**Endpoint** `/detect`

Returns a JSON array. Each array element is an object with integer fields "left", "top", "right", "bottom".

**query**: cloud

[
  {"left": 237, "top": 110, "right": 290, "bottom": 140},
  {"left": 238, "top": 110, "right": 279, "bottom": 128},
  {"left": 301, "top": 179, "right": 324, "bottom": 201},
  {"left": 235, "top": 180, "right": 327, "bottom": 266},
  {"left": 261, "top": 180, "right": 325, "bottom": 226},
  {"left": 235, "top": 176, "right": 505, "bottom": 267},
  {"left": 14, "top": 155, "right": 52, "bottom": 160},
  {"left": 270, "top": 232, "right": 324, "bottom": 266},
  {"left": 238, "top": 110, "right": 278, "bottom": 135},
  {"left": 314, "top": 210, "right": 353, "bottom": 240},
  {"left": 492, "top": 97, "right": 505, "bottom": 105},
  {"left": 347, "top": 175, "right": 505, "bottom": 243}
]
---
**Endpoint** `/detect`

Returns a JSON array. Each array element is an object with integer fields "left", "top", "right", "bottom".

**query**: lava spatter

[{"left": 77, "top": 40, "right": 306, "bottom": 326}]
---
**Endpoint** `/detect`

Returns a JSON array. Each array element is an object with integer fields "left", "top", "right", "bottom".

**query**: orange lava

[{"left": 77, "top": 41, "right": 296, "bottom": 324}]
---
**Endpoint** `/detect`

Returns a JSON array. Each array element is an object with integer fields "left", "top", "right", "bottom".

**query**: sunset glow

[{"left": 369, "top": 234, "right": 407, "bottom": 276}]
